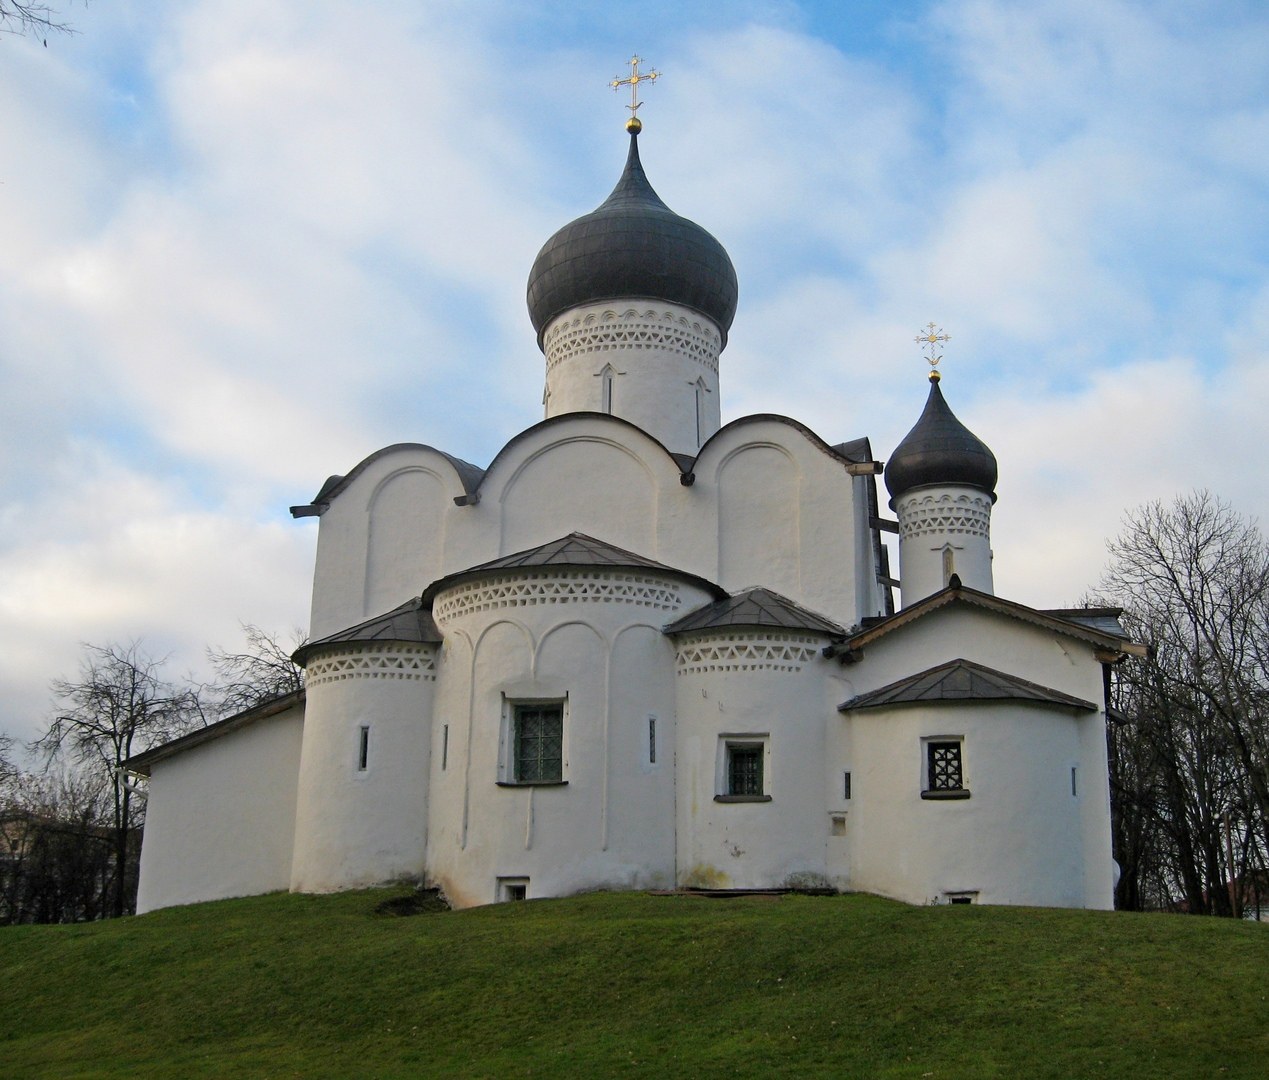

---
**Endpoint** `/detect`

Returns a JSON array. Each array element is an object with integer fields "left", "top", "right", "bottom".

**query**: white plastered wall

[
  {"left": 845, "top": 701, "right": 1090, "bottom": 906},
  {"left": 894, "top": 484, "right": 994, "bottom": 605},
  {"left": 290, "top": 644, "right": 435, "bottom": 893},
  {"left": 423, "top": 570, "right": 707, "bottom": 908},
  {"left": 136, "top": 702, "right": 303, "bottom": 913},
  {"left": 541, "top": 302, "right": 722, "bottom": 455},
  {"left": 674, "top": 634, "right": 839, "bottom": 890},
  {"left": 309, "top": 415, "right": 884, "bottom": 646},
  {"left": 831, "top": 604, "right": 1114, "bottom": 908}
]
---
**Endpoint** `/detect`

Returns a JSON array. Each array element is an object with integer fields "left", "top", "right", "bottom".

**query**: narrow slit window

[
  {"left": 843, "top": 771, "right": 852, "bottom": 800},
  {"left": 648, "top": 717, "right": 656, "bottom": 764},
  {"left": 357, "top": 725, "right": 370, "bottom": 772},
  {"left": 442, "top": 724, "right": 449, "bottom": 771},
  {"left": 1071, "top": 766, "right": 1078, "bottom": 797}
]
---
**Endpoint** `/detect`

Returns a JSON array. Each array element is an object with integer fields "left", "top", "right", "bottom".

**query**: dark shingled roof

[
  {"left": 839, "top": 658, "right": 1098, "bottom": 712},
  {"left": 526, "top": 132, "right": 738, "bottom": 346},
  {"left": 294, "top": 597, "right": 441, "bottom": 667},
  {"left": 884, "top": 378, "right": 997, "bottom": 504},
  {"left": 422, "top": 532, "right": 726, "bottom": 603},
  {"left": 664, "top": 587, "right": 846, "bottom": 637}
]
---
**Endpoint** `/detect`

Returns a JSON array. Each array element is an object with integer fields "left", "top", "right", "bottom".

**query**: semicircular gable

[
  {"left": 478, "top": 412, "right": 687, "bottom": 493},
  {"left": 291, "top": 443, "right": 485, "bottom": 516},
  {"left": 694, "top": 413, "right": 869, "bottom": 477}
]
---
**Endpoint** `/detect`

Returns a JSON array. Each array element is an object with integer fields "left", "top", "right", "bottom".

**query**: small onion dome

[
  {"left": 884, "top": 377, "right": 998, "bottom": 505},
  {"left": 526, "top": 132, "right": 739, "bottom": 347}
]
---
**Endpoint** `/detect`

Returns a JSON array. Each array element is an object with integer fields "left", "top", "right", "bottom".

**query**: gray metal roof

[
  {"left": 1039, "top": 607, "right": 1130, "bottom": 640},
  {"left": 526, "top": 132, "right": 738, "bottom": 346},
  {"left": 664, "top": 587, "right": 846, "bottom": 637},
  {"left": 839, "top": 658, "right": 1097, "bottom": 712},
  {"left": 294, "top": 597, "right": 441, "bottom": 666},
  {"left": 884, "top": 377, "right": 997, "bottom": 504},
  {"left": 423, "top": 532, "right": 727, "bottom": 603},
  {"left": 838, "top": 580, "right": 1147, "bottom": 658}
]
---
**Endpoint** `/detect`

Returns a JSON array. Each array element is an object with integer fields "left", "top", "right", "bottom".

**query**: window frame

[
  {"left": 498, "top": 698, "right": 568, "bottom": 787},
  {"left": 715, "top": 735, "right": 772, "bottom": 803}
]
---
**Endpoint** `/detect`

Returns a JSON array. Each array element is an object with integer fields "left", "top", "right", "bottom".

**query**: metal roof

[
  {"left": 294, "top": 597, "right": 441, "bottom": 666},
  {"left": 839, "top": 657, "right": 1097, "bottom": 712},
  {"left": 837, "top": 581, "right": 1146, "bottom": 658},
  {"left": 665, "top": 587, "right": 846, "bottom": 637},
  {"left": 423, "top": 532, "right": 726, "bottom": 603},
  {"left": 526, "top": 132, "right": 738, "bottom": 346},
  {"left": 884, "top": 378, "right": 997, "bottom": 504}
]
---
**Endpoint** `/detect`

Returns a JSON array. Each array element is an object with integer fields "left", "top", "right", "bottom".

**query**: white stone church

[{"left": 130, "top": 115, "right": 1141, "bottom": 913}]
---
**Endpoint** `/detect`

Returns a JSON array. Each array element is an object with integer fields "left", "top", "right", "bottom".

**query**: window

[
  {"left": 357, "top": 725, "right": 370, "bottom": 771},
  {"left": 921, "top": 737, "right": 970, "bottom": 800},
  {"left": 599, "top": 364, "right": 616, "bottom": 414},
  {"left": 511, "top": 702, "right": 563, "bottom": 784},
  {"left": 648, "top": 716, "right": 657, "bottom": 764},
  {"left": 715, "top": 737, "right": 771, "bottom": 802},
  {"left": 843, "top": 771, "right": 852, "bottom": 800},
  {"left": 441, "top": 724, "right": 449, "bottom": 771},
  {"left": 498, "top": 877, "right": 529, "bottom": 902},
  {"left": 945, "top": 891, "right": 977, "bottom": 905}
]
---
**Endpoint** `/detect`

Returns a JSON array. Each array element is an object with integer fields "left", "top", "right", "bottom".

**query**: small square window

[
  {"left": 506, "top": 702, "right": 564, "bottom": 784},
  {"left": 498, "top": 877, "right": 529, "bottom": 902},
  {"left": 715, "top": 737, "right": 771, "bottom": 802},
  {"left": 922, "top": 738, "right": 970, "bottom": 800},
  {"left": 928, "top": 741, "right": 962, "bottom": 790}
]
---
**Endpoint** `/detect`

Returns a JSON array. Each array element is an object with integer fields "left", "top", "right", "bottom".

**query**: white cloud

[{"left": 2, "top": 0, "right": 1268, "bottom": 752}]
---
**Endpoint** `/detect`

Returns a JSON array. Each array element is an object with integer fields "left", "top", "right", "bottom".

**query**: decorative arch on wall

[
  {"left": 364, "top": 466, "right": 448, "bottom": 618},
  {"left": 715, "top": 440, "right": 803, "bottom": 596}
]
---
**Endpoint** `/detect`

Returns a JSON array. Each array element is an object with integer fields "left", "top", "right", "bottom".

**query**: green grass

[{"left": 1, "top": 888, "right": 1266, "bottom": 1078}]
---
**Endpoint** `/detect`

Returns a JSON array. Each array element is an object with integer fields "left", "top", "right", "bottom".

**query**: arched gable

[{"left": 475, "top": 414, "right": 686, "bottom": 557}]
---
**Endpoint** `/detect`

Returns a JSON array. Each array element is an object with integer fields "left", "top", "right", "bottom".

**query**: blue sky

[{"left": 2, "top": 0, "right": 1268, "bottom": 750}]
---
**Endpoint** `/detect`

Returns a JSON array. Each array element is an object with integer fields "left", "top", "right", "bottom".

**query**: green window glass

[
  {"left": 728, "top": 743, "right": 763, "bottom": 796},
  {"left": 515, "top": 705, "right": 563, "bottom": 783}
]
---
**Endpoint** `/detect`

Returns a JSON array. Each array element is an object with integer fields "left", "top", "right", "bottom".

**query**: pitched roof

[
  {"left": 664, "top": 587, "right": 846, "bottom": 637},
  {"left": 423, "top": 532, "right": 726, "bottom": 603},
  {"left": 839, "top": 658, "right": 1097, "bottom": 712},
  {"left": 294, "top": 597, "right": 441, "bottom": 666},
  {"left": 835, "top": 581, "right": 1146, "bottom": 659}
]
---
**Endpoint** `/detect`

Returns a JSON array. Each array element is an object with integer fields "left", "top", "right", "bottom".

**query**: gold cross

[
  {"left": 915, "top": 322, "right": 950, "bottom": 380},
  {"left": 610, "top": 55, "right": 660, "bottom": 132}
]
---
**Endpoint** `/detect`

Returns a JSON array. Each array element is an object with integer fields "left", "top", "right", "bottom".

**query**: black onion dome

[
  {"left": 526, "top": 132, "right": 739, "bottom": 347},
  {"left": 884, "top": 378, "right": 998, "bottom": 505}
]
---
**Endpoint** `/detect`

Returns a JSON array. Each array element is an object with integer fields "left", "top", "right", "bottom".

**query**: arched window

[{"left": 600, "top": 364, "right": 616, "bottom": 414}]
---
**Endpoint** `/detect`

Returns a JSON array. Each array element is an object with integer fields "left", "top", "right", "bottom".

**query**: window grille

[
  {"left": 728, "top": 744, "right": 764, "bottom": 796},
  {"left": 927, "top": 741, "right": 963, "bottom": 791},
  {"left": 514, "top": 705, "right": 563, "bottom": 783}
]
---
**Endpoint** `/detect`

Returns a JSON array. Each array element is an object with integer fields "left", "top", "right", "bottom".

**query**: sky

[{"left": 2, "top": 0, "right": 1268, "bottom": 753}]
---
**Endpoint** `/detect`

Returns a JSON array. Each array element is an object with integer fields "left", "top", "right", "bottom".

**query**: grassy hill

[{"left": 1, "top": 887, "right": 1266, "bottom": 1078}]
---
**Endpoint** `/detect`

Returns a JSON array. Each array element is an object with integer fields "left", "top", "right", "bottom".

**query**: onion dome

[
  {"left": 526, "top": 132, "right": 739, "bottom": 347},
  {"left": 884, "top": 376, "right": 998, "bottom": 504}
]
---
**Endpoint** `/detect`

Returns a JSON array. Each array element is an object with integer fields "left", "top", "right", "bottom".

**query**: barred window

[
  {"left": 927, "top": 740, "right": 963, "bottom": 791},
  {"left": 514, "top": 705, "right": 563, "bottom": 783},
  {"left": 727, "top": 743, "right": 764, "bottom": 796}
]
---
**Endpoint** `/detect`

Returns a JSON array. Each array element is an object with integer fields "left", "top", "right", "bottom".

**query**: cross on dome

[
  {"left": 610, "top": 55, "right": 660, "bottom": 132},
  {"left": 915, "top": 322, "right": 950, "bottom": 381}
]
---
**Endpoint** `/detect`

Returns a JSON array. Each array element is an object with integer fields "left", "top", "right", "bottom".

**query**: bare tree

[
  {"left": 0, "top": 2, "right": 78, "bottom": 41},
  {"left": 1098, "top": 491, "right": 1269, "bottom": 915},
  {"left": 206, "top": 623, "right": 306, "bottom": 719},
  {"left": 34, "top": 642, "right": 205, "bottom": 918}
]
